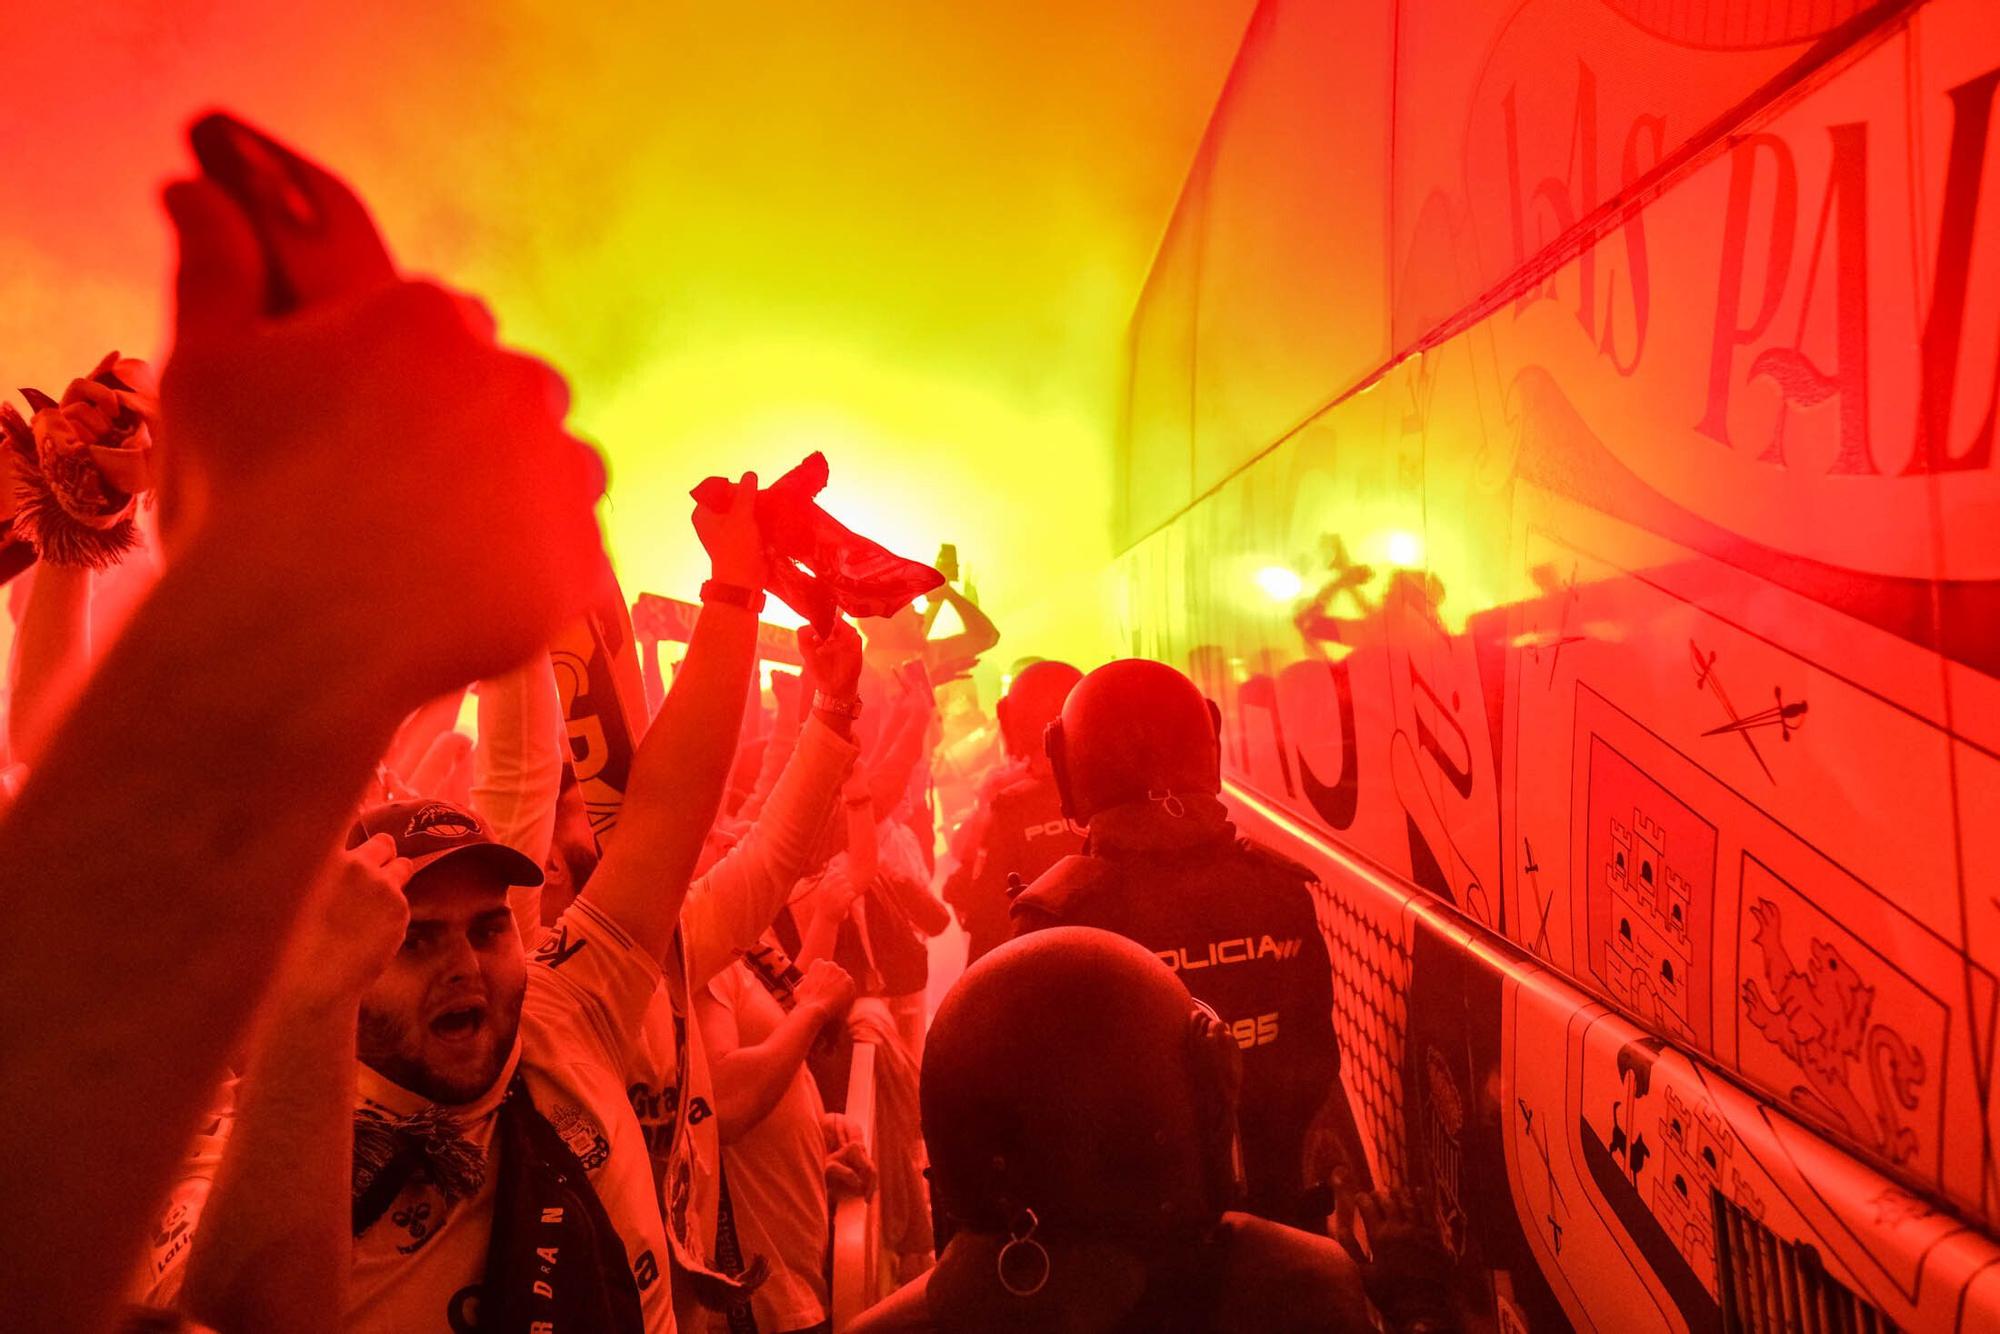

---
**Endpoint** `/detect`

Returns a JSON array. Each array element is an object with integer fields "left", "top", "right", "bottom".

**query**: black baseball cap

[{"left": 347, "top": 799, "right": 544, "bottom": 889}]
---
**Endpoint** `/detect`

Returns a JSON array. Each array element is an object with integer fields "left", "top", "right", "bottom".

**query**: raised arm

[
  {"left": 0, "top": 117, "right": 606, "bottom": 1334},
  {"left": 577, "top": 476, "right": 766, "bottom": 964},
  {"left": 469, "top": 654, "right": 564, "bottom": 928},
  {"left": 182, "top": 840, "right": 410, "bottom": 1334},
  {"left": 682, "top": 620, "right": 863, "bottom": 986},
  {"left": 695, "top": 959, "right": 854, "bottom": 1143},
  {"left": 921, "top": 583, "right": 998, "bottom": 678},
  {"left": 844, "top": 768, "right": 882, "bottom": 887},
  {"left": 871, "top": 824, "right": 952, "bottom": 939},
  {"left": 867, "top": 686, "right": 934, "bottom": 821},
  {"left": 7, "top": 562, "right": 94, "bottom": 764},
  {"left": 637, "top": 630, "right": 668, "bottom": 721},
  {"left": 792, "top": 861, "right": 859, "bottom": 973},
  {"left": 380, "top": 688, "right": 466, "bottom": 791},
  {"left": 736, "top": 667, "right": 804, "bottom": 823},
  {"left": 792, "top": 766, "right": 877, "bottom": 971}
]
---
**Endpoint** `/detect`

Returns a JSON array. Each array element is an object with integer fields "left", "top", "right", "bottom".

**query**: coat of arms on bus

[
  {"left": 1739, "top": 885, "right": 1928, "bottom": 1168},
  {"left": 1582, "top": 736, "right": 1718, "bottom": 1050}
]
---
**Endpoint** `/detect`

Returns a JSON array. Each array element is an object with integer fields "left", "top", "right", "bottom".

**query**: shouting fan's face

[{"left": 359, "top": 861, "right": 527, "bottom": 1104}]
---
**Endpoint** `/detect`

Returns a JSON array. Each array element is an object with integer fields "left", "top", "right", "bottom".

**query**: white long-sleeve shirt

[{"left": 626, "top": 716, "right": 858, "bottom": 1330}]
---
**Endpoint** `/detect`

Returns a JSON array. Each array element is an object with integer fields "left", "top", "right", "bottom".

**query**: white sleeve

[
  {"left": 682, "top": 715, "right": 857, "bottom": 988},
  {"left": 470, "top": 653, "right": 564, "bottom": 929},
  {"left": 527, "top": 897, "right": 665, "bottom": 1068},
  {"left": 736, "top": 694, "right": 803, "bottom": 824},
  {"left": 127, "top": 1077, "right": 237, "bottom": 1308}
]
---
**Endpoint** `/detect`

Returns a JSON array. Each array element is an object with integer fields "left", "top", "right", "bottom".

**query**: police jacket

[
  {"left": 942, "top": 769, "right": 1084, "bottom": 966},
  {"left": 1010, "top": 795, "right": 1337, "bottom": 1227}
]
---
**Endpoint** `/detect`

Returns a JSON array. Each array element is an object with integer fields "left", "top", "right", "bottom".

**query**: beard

[{"left": 358, "top": 978, "right": 526, "bottom": 1106}]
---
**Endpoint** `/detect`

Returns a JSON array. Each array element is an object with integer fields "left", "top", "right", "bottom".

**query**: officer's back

[
  {"left": 946, "top": 768, "right": 1081, "bottom": 964},
  {"left": 1007, "top": 659, "right": 1340, "bottom": 1229},
  {"left": 942, "top": 661, "right": 1087, "bottom": 965}
]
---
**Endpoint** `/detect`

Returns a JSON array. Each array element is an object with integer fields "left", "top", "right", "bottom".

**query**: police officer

[
  {"left": 1011, "top": 659, "right": 1351, "bottom": 1230},
  {"left": 941, "top": 660, "right": 1086, "bottom": 965},
  {"left": 847, "top": 928, "right": 1373, "bottom": 1334}
]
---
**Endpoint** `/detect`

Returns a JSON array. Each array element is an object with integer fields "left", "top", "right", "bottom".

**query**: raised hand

[
  {"left": 629, "top": 592, "right": 681, "bottom": 643},
  {"left": 813, "top": 860, "right": 865, "bottom": 920},
  {"left": 794, "top": 957, "right": 856, "bottom": 1026},
  {"left": 280, "top": 834, "right": 413, "bottom": 1007},
  {"left": 691, "top": 471, "right": 767, "bottom": 591},
  {"left": 0, "top": 115, "right": 607, "bottom": 1334},
  {"left": 769, "top": 668, "right": 804, "bottom": 715},
  {"left": 159, "top": 113, "right": 610, "bottom": 704},
  {"left": 798, "top": 615, "right": 863, "bottom": 700}
]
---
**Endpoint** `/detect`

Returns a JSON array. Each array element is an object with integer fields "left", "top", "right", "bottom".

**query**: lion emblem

[{"left": 1741, "top": 897, "right": 1925, "bottom": 1164}]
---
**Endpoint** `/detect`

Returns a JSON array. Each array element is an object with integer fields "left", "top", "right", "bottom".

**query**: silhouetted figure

[
  {"left": 849, "top": 927, "right": 1372, "bottom": 1333},
  {"left": 941, "top": 660, "right": 1084, "bottom": 964}
]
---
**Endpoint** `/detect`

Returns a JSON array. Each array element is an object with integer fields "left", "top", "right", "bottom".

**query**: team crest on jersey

[{"left": 546, "top": 1100, "right": 612, "bottom": 1171}]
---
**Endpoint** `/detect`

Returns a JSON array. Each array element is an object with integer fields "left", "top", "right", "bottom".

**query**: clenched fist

[
  {"left": 821, "top": 1112, "right": 876, "bottom": 1199},
  {"left": 691, "top": 472, "right": 767, "bottom": 592},
  {"left": 799, "top": 616, "right": 863, "bottom": 701},
  {"left": 278, "top": 834, "right": 413, "bottom": 1006},
  {"left": 794, "top": 958, "right": 856, "bottom": 1027},
  {"left": 159, "top": 114, "right": 609, "bottom": 706}
]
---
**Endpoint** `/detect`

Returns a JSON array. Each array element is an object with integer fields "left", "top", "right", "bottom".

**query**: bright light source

[
  {"left": 1254, "top": 566, "right": 1304, "bottom": 601},
  {"left": 1384, "top": 530, "right": 1423, "bottom": 567}
]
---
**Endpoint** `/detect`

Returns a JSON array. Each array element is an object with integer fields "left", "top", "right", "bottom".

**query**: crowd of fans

[{"left": 0, "top": 114, "right": 1450, "bottom": 1334}]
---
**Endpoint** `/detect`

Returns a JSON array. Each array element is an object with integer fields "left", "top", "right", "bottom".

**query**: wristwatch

[
  {"left": 813, "top": 689, "right": 863, "bottom": 720},
  {"left": 700, "top": 579, "right": 766, "bottom": 614}
]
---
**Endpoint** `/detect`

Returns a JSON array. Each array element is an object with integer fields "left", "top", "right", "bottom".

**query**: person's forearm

[
  {"left": 638, "top": 636, "right": 666, "bottom": 721},
  {"left": 940, "top": 864, "right": 972, "bottom": 918},
  {"left": 470, "top": 655, "right": 563, "bottom": 928},
  {"left": 382, "top": 688, "right": 465, "bottom": 786},
  {"left": 940, "top": 584, "right": 996, "bottom": 648},
  {"left": 710, "top": 1002, "right": 831, "bottom": 1142},
  {"left": 183, "top": 992, "right": 358, "bottom": 1334},
  {"left": 585, "top": 599, "right": 758, "bottom": 963},
  {"left": 683, "top": 718, "right": 860, "bottom": 987},
  {"left": 9, "top": 562, "right": 93, "bottom": 764},
  {"left": 939, "top": 585, "right": 998, "bottom": 653},
  {"left": 869, "top": 702, "right": 930, "bottom": 819},
  {"left": 0, "top": 541, "right": 404, "bottom": 1332},
  {"left": 408, "top": 729, "right": 473, "bottom": 798},
  {"left": 796, "top": 894, "right": 847, "bottom": 971},
  {"left": 738, "top": 687, "right": 804, "bottom": 821},
  {"left": 880, "top": 872, "right": 951, "bottom": 938},
  {"left": 843, "top": 795, "right": 878, "bottom": 883}
]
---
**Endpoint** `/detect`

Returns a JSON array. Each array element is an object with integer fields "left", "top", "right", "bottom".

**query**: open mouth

[{"left": 429, "top": 1006, "right": 487, "bottom": 1043}]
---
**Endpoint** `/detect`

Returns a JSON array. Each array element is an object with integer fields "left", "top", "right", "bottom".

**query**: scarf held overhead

[{"left": 690, "top": 453, "right": 942, "bottom": 633}]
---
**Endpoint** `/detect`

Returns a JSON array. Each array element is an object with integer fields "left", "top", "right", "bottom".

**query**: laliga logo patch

[{"left": 406, "top": 802, "right": 479, "bottom": 841}]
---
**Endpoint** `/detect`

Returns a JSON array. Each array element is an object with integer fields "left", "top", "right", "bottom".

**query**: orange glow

[
  {"left": 0, "top": 0, "right": 1255, "bottom": 675},
  {"left": 1381, "top": 529, "right": 1422, "bottom": 568},
  {"left": 1253, "top": 565, "right": 1304, "bottom": 601}
]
